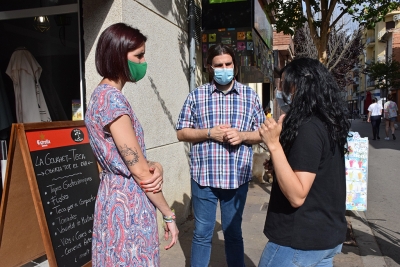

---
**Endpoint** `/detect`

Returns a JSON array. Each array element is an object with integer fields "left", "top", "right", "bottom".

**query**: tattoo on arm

[{"left": 119, "top": 144, "right": 139, "bottom": 166}]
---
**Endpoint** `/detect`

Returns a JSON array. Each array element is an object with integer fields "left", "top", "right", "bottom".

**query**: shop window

[
  {"left": 0, "top": 0, "right": 78, "bottom": 12},
  {"left": 0, "top": 1, "right": 83, "bottom": 130}
]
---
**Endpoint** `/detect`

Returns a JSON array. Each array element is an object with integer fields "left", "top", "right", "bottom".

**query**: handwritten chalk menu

[{"left": 25, "top": 126, "right": 99, "bottom": 267}]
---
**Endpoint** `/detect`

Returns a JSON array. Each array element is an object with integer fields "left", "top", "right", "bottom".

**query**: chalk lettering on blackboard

[
  {"left": 83, "top": 237, "right": 92, "bottom": 246},
  {"left": 69, "top": 149, "right": 86, "bottom": 161},
  {"left": 79, "top": 195, "right": 96, "bottom": 206},
  {"left": 80, "top": 161, "right": 94, "bottom": 167},
  {"left": 80, "top": 214, "right": 94, "bottom": 225},
  {"left": 56, "top": 213, "right": 77, "bottom": 225},
  {"left": 75, "top": 231, "right": 87, "bottom": 241},
  {"left": 62, "top": 177, "right": 92, "bottom": 189},
  {"left": 60, "top": 237, "right": 73, "bottom": 246},
  {"left": 79, "top": 249, "right": 90, "bottom": 259},
  {"left": 52, "top": 172, "right": 83, "bottom": 181},
  {"left": 49, "top": 193, "right": 69, "bottom": 205},
  {"left": 47, "top": 184, "right": 62, "bottom": 195},
  {"left": 27, "top": 126, "right": 100, "bottom": 267},
  {"left": 65, "top": 242, "right": 82, "bottom": 255},
  {"left": 35, "top": 153, "right": 71, "bottom": 167},
  {"left": 57, "top": 221, "right": 76, "bottom": 233},
  {"left": 37, "top": 167, "right": 63, "bottom": 176}
]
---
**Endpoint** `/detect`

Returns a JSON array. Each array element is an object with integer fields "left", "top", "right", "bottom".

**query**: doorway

[{"left": 0, "top": 0, "right": 83, "bottom": 133}]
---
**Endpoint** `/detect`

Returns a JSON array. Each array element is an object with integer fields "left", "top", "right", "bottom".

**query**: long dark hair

[{"left": 280, "top": 58, "right": 350, "bottom": 157}]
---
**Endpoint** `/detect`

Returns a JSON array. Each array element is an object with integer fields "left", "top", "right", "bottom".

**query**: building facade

[
  {"left": 272, "top": 30, "right": 294, "bottom": 119},
  {"left": 0, "top": 0, "right": 277, "bottom": 244},
  {"left": 359, "top": 9, "right": 400, "bottom": 117}
]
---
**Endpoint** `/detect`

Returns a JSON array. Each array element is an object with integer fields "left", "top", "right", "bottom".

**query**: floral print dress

[{"left": 85, "top": 84, "right": 159, "bottom": 267}]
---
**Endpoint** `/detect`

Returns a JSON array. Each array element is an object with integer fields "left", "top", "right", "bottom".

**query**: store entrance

[{"left": 0, "top": 1, "right": 82, "bottom": 140}]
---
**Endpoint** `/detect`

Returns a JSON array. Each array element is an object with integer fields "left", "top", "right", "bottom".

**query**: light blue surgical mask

[
  {"left": 212, "top": 67, "right": 234, "bottom": 85},
  {"left": 276, "top": 90, "right": 292, "bottom": 113}
]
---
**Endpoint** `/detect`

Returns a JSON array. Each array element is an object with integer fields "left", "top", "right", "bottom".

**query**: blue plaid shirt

[{"left": 176, "top": 81, "right": 265, "bottom": 189}]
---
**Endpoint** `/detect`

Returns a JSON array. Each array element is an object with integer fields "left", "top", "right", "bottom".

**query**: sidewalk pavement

[
  {"left": 159, "top": 182, "right": 382, "bottom": 267},
  {"left": 159, "top": 118, "right": 389, "bottom": 267},
  {"left": 23, "top": 119, "right": 389, "bottom": 267}
]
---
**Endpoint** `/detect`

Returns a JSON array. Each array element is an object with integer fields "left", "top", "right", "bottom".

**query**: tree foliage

[
  {"left": 294, "top": 23, "right": 363, "bottom": 89},
  {"left": 363, "top": 59, "right": 400, "bottom": 97},
  {"left": 267, "top": 0, "right": 400, "bottom": 63}
]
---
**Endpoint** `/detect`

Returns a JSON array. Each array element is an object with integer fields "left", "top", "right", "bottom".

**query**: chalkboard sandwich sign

[{"left": 0, "top": 121, "right": 100, "bottom": 267}]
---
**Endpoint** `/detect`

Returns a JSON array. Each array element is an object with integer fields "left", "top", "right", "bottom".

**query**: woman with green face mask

[{"left": 85, "top": 23, "right": 178, "bottom": 267}]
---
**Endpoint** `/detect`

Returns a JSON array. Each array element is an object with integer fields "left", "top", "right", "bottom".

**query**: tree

[
  {"left": 363, "top": 59, "right": 400, "bottom": 99},
  {"left": 267, "top": 0, "right": 400, "bottom": 64},
  {"left": 294, "top": 22, "right": 363, "bottom": 89}
]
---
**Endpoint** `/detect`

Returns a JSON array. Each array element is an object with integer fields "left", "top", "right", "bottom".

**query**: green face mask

[{"left": 128, "top": 60, "right": 147, "bottom": 82}]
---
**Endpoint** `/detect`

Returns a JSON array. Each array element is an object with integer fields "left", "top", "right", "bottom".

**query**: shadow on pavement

[
  {"left": 368, "top": 222, "right": 400, "bottom": 265},
  {"left": 249, "top": 179, "right": 271, "bottom": 195},
  {"left": 175, "top": 219, "right": 258, "bottom": 267}
]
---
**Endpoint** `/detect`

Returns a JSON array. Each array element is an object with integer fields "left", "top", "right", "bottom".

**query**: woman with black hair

[{"left": 258, "top": 58, "right": 350, "bottom": 267}]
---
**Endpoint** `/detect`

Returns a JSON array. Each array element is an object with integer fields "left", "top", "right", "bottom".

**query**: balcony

[
  {"left": 366, "top": 37, "right": 375, "bottom": 47},
  {"left": 377, "top": 55, "right": 386, "bottom": 63},
  {"left": 378, "top": 31, "right": 384, "bottom": 40}
]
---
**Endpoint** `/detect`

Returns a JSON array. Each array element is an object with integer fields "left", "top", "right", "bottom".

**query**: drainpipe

[
  {"left": 187, "top": 0, "right": 196, "bottom": 218},
  {"left": 188, "top": 0, "right": 196, "bottom": 92}
]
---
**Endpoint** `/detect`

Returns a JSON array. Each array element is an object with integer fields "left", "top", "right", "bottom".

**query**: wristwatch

[{"left": 207, "top": 128, "right": 211, "bottom": 139}]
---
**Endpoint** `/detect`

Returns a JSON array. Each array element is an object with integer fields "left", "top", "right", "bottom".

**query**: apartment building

[{"left": 359, "top": 9, "right": 400, "bottom": 116}]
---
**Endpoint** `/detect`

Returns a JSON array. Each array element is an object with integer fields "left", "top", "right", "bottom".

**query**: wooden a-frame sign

[{"left": 0, "top": 121, "right": 98, "bottom": 267}]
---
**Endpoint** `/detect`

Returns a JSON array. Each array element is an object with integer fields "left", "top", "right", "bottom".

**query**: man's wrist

[{"left": 207, "top": 128, "right": 211, "bottom": 139}]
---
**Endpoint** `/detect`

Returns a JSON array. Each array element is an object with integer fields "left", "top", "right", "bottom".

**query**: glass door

[{"left": 0, "top": 1, "right": 84, "bottom": 123}]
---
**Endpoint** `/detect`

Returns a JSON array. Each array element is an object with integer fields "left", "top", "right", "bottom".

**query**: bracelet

[{"left": 163, "top": 209, "right": 176, "bottom": 223}]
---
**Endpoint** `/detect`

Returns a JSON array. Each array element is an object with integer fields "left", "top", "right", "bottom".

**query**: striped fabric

[{"left": 176, "top": 81, "right": 265, "bottom": 189}]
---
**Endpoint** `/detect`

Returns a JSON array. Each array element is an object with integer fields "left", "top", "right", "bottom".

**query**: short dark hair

[
  {"left": 95, "top": 23, "right": 147, "bottom": 83},
  {"left": 206, "top": 43, "right": 237, "bottom": 82}
]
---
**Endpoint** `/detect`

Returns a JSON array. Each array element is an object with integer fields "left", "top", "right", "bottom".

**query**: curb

[{"left": 348, "top": 211, "right": 387, "bottom": 267}]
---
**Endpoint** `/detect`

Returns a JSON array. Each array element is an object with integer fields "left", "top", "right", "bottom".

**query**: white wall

[{"left": 83, "top": 0, "right": 192, "bottom": 233}]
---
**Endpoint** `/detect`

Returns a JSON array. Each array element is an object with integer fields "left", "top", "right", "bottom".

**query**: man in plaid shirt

[{"left": 176, "top": 44, "right": 265, "bottom": 267}]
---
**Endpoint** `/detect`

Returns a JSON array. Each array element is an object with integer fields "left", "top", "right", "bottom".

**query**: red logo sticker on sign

[{"left": 26, "top": 127, "right": 89, "bottom": 152}]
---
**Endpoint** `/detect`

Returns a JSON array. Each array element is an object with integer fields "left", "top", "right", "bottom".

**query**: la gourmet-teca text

[{"left": 35, "top": 149, "right": 86, "bottom": 167}]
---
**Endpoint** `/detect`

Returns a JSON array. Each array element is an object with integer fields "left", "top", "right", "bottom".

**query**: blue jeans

[
  {"left": 258, "top": 242, "right": 343, "bottom": 267},
  {"left": 190, "top": 179, "right": 249, "bottom": 267}
]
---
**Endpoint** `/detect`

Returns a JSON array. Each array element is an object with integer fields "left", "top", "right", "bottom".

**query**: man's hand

[
  {"left": 209, "top": 124, "right": 231, "bottom": 142},
  {"left": 223, "top": 128, "right": 243, "bottom": 145}
]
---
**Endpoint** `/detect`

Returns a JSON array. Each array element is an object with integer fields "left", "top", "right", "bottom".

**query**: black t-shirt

[{"left": 264, "top": 116, "right": 347, "bottom": 250}]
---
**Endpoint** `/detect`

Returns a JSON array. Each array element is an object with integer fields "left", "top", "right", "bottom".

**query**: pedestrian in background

[
  {"left": 367, "top": 98, "right": 383, "bottom": 140},
  {"left": 176, "top": 43, "right": 265, "bottom": 267},
  {"left": 258, "top": 58, "right": 350, "bottom": 267},
  {"left": 383, "top": 94, "right": 398, "bottom": 140},
  {"left": 85, "top": 23, "right": 178, "bottom": 267}
]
